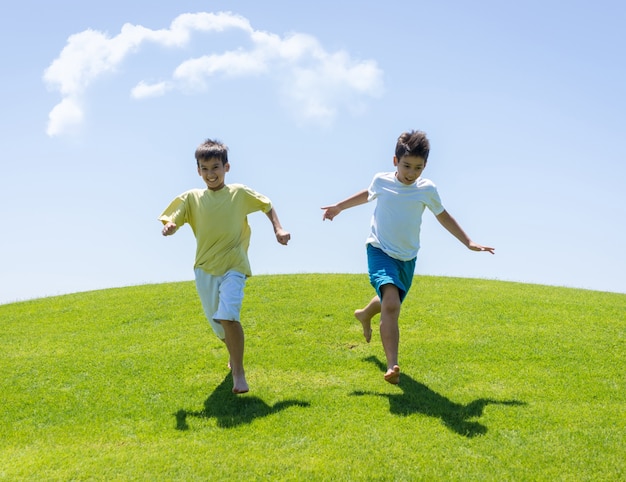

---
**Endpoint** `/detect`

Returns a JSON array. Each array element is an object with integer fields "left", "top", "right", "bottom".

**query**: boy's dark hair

[
  {"left": 195, "top": 139, "right": 229, "bottom": 166},
  {"left": 395, "top": 130, "right": 430, "bottom": 162}
]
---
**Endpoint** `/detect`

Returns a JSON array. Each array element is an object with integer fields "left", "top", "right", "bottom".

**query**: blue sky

[{"left": 1, "top": 0, "right": 625, "bottom": 304}]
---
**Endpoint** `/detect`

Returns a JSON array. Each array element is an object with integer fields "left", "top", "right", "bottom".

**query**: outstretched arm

[
  {"left": 435, "top": 210, "right": 494, "bottom": 254},
  {"left": 321, "top": 189, "right": 369, "bottom": 221},
  {"left": 265, "top": 208, "right": 291, "bottom": 245}
]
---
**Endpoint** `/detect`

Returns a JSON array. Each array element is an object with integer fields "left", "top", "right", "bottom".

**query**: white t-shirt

[{"left": 366, "top": 172, "right": 445, "bottom": 261}]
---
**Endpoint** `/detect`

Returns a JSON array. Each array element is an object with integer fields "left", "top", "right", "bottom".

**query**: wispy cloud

[{"left": 43, "top": 11, "right": 384, "bottom": 136}]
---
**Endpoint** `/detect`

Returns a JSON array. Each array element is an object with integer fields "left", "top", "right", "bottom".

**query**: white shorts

[{"left": 194, "top": 269, "right": 247, "bottom": 340}]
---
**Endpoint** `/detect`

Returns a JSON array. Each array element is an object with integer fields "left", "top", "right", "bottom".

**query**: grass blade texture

[{"left": 1, "top": 274, "right": 624, "bottom": 480}]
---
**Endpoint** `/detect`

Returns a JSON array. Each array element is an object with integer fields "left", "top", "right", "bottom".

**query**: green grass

[{"left": 1, "top": 274, "right": 624, "bottom": 481}]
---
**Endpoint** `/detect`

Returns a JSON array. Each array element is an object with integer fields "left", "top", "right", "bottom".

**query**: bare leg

[
  {"left": 354, "top": 296, "right": 381, "bottom": 343},
  {"left": 219, "top": 338, "right": 231, "bottom": 369},
  {"left": 379, "top": 285, "right": 401, "bottom": 384},
  {"left": 220, "top": 319, "right": 249, "bottom": 394}
]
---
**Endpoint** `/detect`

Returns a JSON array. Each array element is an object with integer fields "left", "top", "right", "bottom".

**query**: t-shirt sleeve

[
  {"left": 158, "top": 194, "right": 188, "bottom": 226},
  {"left": 426, "top": 186, "right": 445, "bottom": 215},
  {"left": 241, "top": 186, "right": 273, "bottom": 213},
  {"left": 367, "top": 174, "right": 380, "bottom": 202}
]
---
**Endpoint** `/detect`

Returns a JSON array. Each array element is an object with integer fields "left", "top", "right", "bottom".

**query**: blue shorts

[{"left": 367, "top": 244, "right": 416, "bottom": 302}]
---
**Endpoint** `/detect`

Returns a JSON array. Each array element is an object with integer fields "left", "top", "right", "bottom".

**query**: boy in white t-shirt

[
  {"left": 159, "top": 139, "right": 290, "bottom": 394},
  {"left": 322, "top": 130, "right": 494, "bottom": 385}
]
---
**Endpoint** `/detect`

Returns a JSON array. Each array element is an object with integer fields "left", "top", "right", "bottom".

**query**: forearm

[
  {"left": 322, "top": 189, "right": 369, "bottom": 220},
  {"left": 436, "top": 210, "right": 495, "bottom": 254},
  {"left": 336, "top": 190, "right": 369, "bottom": 211},
  {"left": 265, "top": 208, "right": 284, "bottom": 233},
  {"left": 265, "top": 208, "right": 291, "bottom": 245},
  {"left": 436, "top": 210, "right": 472, "bottom": 247}
]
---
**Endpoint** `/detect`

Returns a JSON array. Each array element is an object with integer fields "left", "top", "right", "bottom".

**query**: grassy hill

[{"left": 1, "top": 274, "right": 624, "bottom": 480}]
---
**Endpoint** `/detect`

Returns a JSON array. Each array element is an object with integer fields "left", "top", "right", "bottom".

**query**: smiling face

[
  {"left": 197, "top": 157, "right": 230, "bottom": 191},
  {"left": 393, "top": 155, "right": 426, "bottom": 185}
]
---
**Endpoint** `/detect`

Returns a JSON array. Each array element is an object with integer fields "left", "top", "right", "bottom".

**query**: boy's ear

[
  {"left": 393, "top": 156, "right": 399, "bottom": 166},
  {"left": 224, "top": 162, "right": 230, "bottom": 172}
]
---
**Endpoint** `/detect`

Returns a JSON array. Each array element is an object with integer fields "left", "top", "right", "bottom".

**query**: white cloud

[
  {"left": 43, "top": 11, "right": 384, "bottom": 136},
  {"left": 173, "top": 50, "right": 268, "bottom": 89},
  {"left": 45, "top": 97, "right": 83, "bottom": 137},
  {"left": 131, "top": 81, "right": 172, "bottom": 99}
]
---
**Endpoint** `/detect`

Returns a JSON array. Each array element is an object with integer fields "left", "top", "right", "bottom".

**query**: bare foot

[
  {"left": 232, "top": 373, "right": 249, "bottom": 394},
  {"left": 354, "top": 309, "right": 373, "bottom": 343},
  {"left": 384, "top": 365, "right": 400, "bottom": 385}
]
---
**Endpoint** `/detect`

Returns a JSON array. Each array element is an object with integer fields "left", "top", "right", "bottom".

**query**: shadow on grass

[
  {"left": 175, "top": 372, "right": 310, "bottom": 429},
  {"left": 351, "top": 356, "right": 526, "bottom": 438}
]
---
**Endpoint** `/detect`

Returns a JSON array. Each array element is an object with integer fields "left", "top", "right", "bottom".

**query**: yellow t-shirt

[{"left": 159, "top": 184, "right": 272, "bottom": 276}]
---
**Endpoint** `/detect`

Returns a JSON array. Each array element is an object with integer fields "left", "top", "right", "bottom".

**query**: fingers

[
  {"left": 469, "top": 243, "right": 495, "bottom": 254},
  {"left": 162, "top": 223, "right": 177, "bottom": 236},
  {"left": 321, "top": 207, "right": 335, "bottom": 221},
  {"left": 277, "top": 232, "right": 291, "bottom": 245}
]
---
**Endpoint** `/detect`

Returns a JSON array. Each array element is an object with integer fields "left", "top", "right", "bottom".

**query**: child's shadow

[
  {"left": 351, "top": 356, "right": 526, "bottom": 438},
  {"left": 175, "top": 372, "right": 310, "bottom": 430}
]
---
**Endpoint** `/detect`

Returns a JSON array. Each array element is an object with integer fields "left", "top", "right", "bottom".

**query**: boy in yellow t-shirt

[{"left": 159, "top": 139, "right": 290, "bottom": 394}]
